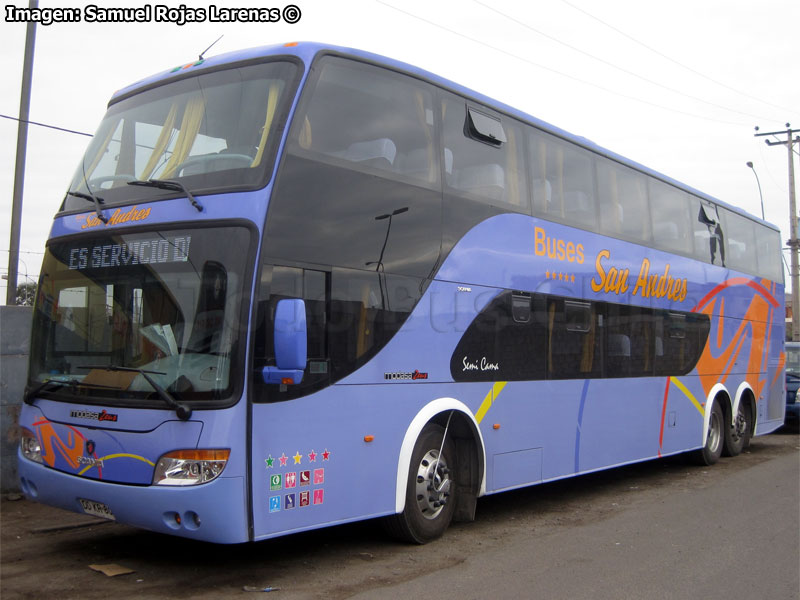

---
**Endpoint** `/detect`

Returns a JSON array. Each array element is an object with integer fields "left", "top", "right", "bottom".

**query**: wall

[{"left": 1, "top": 305, "right": 32, "bottom": 492}]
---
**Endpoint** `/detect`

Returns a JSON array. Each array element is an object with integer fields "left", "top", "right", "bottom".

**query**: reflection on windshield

[
  {"left": 30, "top": 227, "right": 252, "bottom": 404},
  {"left": 63, "top": 60, "right": 297, "bottom": 210}
]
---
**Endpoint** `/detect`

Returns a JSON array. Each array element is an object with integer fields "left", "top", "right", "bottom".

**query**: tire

[
  {"left": 694, "top": 400, "right": 724, "bottom": 465},
  {"left": 723, "top": 400, "right": 751, "bottom": 457},
  {"left": 384, "top": 423, "right": 457, "bottom": 544}
]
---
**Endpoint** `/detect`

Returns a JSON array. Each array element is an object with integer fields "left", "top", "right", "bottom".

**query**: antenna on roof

[{"left": 198, "top": 35, "right": 223, "bottom": 61}]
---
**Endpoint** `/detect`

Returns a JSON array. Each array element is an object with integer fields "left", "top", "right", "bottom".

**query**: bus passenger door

[{"left": 249, "top": 264, "right": 330, "bottom": 538}]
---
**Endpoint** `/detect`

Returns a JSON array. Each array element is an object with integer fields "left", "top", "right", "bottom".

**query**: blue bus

[{"left": 18, "top": 42, "right": 786, "bottom": 544}]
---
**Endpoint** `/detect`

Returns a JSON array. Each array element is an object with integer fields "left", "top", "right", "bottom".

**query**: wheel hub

[{"left": 414, "top": 449, "right": 451, "bottom": 520}]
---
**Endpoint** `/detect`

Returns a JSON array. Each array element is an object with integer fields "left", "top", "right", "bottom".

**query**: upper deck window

[
  {"left": 289, "top": 56, "right": 439, "bottom": 187},
  {"left": 442, "top": 94, "right": 528, "bottom": 210},
  {"left": 62, "top": 60, "right": 298, "bottom": 211}
]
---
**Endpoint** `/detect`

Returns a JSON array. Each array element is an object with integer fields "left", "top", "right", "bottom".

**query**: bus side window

[
  {"left": 649, "top": 181, "right": 693, "bottom": 255},
  {"left": 548, "top": 299, "right": 601, "bottom": 379},
  {"left": 720, "top": 208, "right": 759, "bottom": 275},
  {"left": 653, "top": 311, "right": 709, "bottom": 376},
  {"left": 448, "top": 290, "right": 546, "bottom": 382},
  {"left": 291, "top": 57, "right": 438, "bottom": 187},
  {"left": 756, "top": 227, "right": 783, "bottom": 282},
  {"left": 605, "top": 305, "right": 655, "bottom": 378},
  {"left": 253, "top": 265, "right": 328, "bottom": 402},
  {"left": 442, "top": 95, "right": 528, "bottom": 211},
  {"left": 529, "top": 129, "right": 597, "bottom": 232},
  {"left": 597, "top": 159, "right": 651, "bottom": 244}
]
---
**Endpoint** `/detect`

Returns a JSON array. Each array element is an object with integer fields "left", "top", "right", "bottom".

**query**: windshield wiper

[
  {"left": 24, "top": 378, "right": 120, "bottom": 404},
  {"left": 66, "top": 190, "right": 108, "bottom": 223},
  {"left": 128, "top": 179, "right": 203, "bottom": 212},
  {"left": 79, "top": 365, "right": 192, "bottom": 421}
]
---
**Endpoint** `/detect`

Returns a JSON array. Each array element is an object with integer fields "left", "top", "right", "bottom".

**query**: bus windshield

[
  {"left": 29, "top": 226, "right": 253, "bottom": 405},
  {"left": 62, "top": 60, "right": 297, "bottom": 210}
]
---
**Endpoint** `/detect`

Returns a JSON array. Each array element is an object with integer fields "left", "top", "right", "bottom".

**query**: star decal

[
  {"left": 279, "top": 453, "right": 288, "bottom": 467},
  {"left": 265, "top": 455, "right": 274, "bottom": 468},
  {"left": 322, "top": 449, "right": 331, "bottom": 461},
  {"left": 293, "top": 451, "right": 302, "bottom": 465},
  {"left": 545, "top": 270, "right": 576, "bottom": 283},
  {"left": 308, "top": 449, "right": 317, "bottom": 462}
]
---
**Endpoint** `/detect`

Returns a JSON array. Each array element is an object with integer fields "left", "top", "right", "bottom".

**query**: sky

[{"left": 1, "top": 0, "right": 799, "bottom": 303}]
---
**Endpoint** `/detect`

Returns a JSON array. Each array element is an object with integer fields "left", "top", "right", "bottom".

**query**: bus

[{"left": 18, "top": 42, "right": 786, "bottom": 544}]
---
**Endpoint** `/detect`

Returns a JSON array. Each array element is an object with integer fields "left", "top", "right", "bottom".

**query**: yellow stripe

[
  {"left": 78, "top": 453, "right": 155, "bottom": 476},
  {"left": 669, "top": 377, "right": 705, "bottom": 416},
  {"left": 475, "top": 381, "right": 507, "bottom": 424}
]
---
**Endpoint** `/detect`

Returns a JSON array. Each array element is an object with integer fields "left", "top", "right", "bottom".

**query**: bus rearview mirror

[{"left": 262, "top": 298, "right": 307, "bottom": 385}]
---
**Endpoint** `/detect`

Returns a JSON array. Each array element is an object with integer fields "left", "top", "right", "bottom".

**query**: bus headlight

[
  {"left": 20, "top": 428, "right": 43, "bottom": 464},
  {"left": 153, "top": 449, "right": 230, "bottom": 486}
]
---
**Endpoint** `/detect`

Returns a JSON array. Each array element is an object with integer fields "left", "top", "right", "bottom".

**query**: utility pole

[
  {"left": 755, "top": 123, "right": 800, "bottom": 341},
  {"left": 6, "top": 0, "right": 38, "bottom": 305}
]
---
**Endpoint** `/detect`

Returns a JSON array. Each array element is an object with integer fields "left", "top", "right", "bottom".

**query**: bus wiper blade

[
  {"left": 24, "top": 378, "right": 120, "bottom": 404},
  {"left": 79, "top": 364, "right": 193, "bottom": 421},
  {"left": 66, "top": 189, "right": 108, "bottom": 224},
  {"left": 128, "top": 179, "right": 203, "bottom": 212}
]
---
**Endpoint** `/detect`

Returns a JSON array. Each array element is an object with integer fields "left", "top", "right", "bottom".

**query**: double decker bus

[{"left": 18, "top": 42, "right": 786, "bottom": 544}]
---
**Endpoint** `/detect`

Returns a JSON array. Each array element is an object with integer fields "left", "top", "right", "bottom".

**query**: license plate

[{"left": 79, "top": 498, "right": 116, "bottom": 520}]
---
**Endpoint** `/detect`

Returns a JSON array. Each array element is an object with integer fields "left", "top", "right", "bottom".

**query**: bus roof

[{"left": 110, "top": 41, "right": 778, "bottom": 232}]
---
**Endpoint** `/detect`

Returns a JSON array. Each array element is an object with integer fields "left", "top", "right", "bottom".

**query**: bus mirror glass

[{"left": 262, "top": 299, "right": 307, "bottom": 385}]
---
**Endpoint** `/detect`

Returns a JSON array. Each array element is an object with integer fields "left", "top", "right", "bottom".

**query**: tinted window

[
  {"left": 547, "top": 298, "right": 602, "bottom": 379},
  {"left": 529, "top": 130, "right": 597, "bottom": 232},
  {"left": 253, "top": 265, "right": 329, "bottom": 402},
  {"left": 442, "top": 94, "right": 528, "bottom": 211},
  {"left": 653, "top": 311, "right": 709, "bottom": 376},
  {"left": 756, "top": 227, "right": 783, "bottom": 282},
  {"left": 606, "top": 305, "right": 655, "bottom": 377},
  {"left": 267, "top": 57, "right": 442, "bottom": 279},
  {"left": 721, "top": 208, "right": 759, "bottom": 275},
  {"left": 328, "top": 268, "right": 421, "bottom": 380},
  {"left": 649, "top": 180, "right": 693, "bottom": 255},
  {"left": 450, "top": 291, "right": 546, "bottom": 382},
  {"left": 291, "top": 56, "right": 438, "bottom": 187},
  {"left": 451, "top": 293, "right": 708, "bottom": 382},
  {"left": 597, "top": 159, "right": 651, "bottom": 243}
]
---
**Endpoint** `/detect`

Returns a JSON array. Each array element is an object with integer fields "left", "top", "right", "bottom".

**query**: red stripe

[
  {"left": 693, "top": 278, "right": 779, "bottom": 313},
  {"left": 658, "top": 377, "right": 671, "bottom": 457}
]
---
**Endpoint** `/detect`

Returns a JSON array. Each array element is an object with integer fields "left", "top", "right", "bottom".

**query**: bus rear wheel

[
  {"left": 723, "top": 400, "right": 751, "bottom": 457},
  {"left": 385, "top": 423, "right": 457, "bottom": 544},
  {"left": 694, "top": 401, "right": 724, "bottom": 465}
]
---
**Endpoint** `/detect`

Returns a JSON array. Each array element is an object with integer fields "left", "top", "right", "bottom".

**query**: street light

[{"left": 746, "top": 161, "right": 765, "bottom": 220}]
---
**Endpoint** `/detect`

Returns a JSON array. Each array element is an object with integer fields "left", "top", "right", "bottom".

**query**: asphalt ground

[{"left": 1, "top": 427, "right": 798, "bottom": 599}]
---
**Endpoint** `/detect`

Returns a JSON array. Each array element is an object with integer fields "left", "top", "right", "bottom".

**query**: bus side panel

[{"left": 249, "top": 383, "right": 492, "bottom": 540}]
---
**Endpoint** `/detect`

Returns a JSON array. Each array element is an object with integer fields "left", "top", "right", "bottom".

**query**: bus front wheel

[{"left": 385, "top": 423, "right": 457, "bottom": 544}]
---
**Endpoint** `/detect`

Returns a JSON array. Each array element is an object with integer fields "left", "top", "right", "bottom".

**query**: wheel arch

[{"left": 394, "top": 398, "right": 486, "bottom": 514}]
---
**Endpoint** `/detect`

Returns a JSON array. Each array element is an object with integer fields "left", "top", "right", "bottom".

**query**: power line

[
  {"left": 471, "top": 0, "right": 780, "bottom": 123},
  {"left": 559, "top": 0, "right": 800, "bottom": 117},
  {"left": 374, "top": 0, "right": 748, "bottom": 126},
  {"left": 0, "top": 113, "right": 92, "bottom": 137}
]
